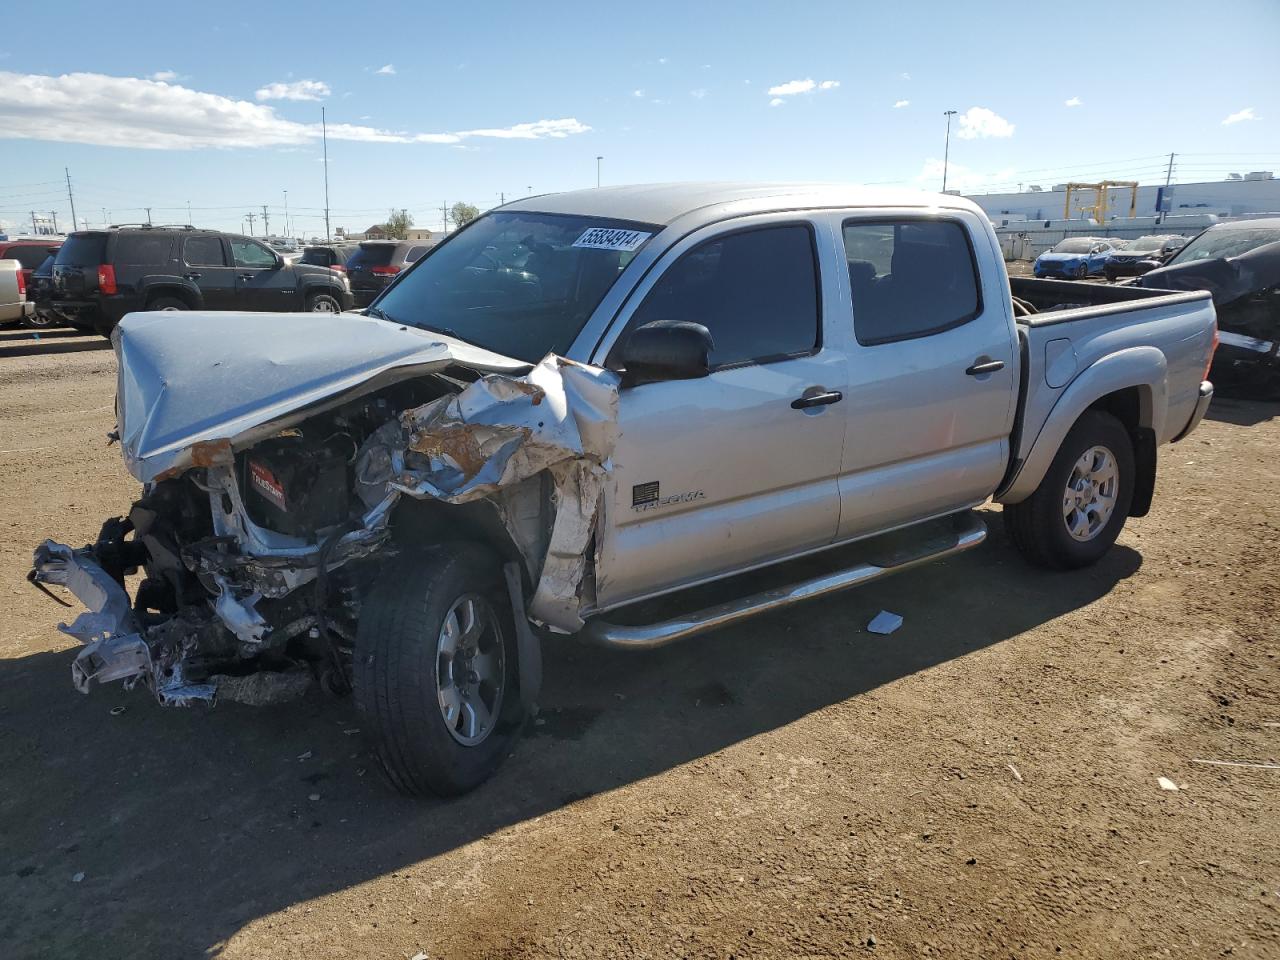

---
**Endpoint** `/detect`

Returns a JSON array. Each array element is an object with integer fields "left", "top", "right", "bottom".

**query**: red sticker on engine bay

[{"left": 249, "top": 460, "right": 287, "bottom": 511}]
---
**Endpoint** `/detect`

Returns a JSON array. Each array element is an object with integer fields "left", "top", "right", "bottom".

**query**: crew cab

[
  {"left": 32, "top": 183, "right": 1217, "bottom": 798},
  {"left": 51, "top": 225, "right": 353, "bottom": 336}
]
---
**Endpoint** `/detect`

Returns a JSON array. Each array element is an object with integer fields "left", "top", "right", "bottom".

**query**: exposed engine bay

[{"left": 31, "top": 312, "right": 619, "bottom": 708}]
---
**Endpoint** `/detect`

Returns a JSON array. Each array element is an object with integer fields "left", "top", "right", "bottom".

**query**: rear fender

[
  {"left": 997, "top": 346, "right": 1167, "bottom": 504},
  {"left": 139, "top": 277, "right": 202, "bottom": 308}
]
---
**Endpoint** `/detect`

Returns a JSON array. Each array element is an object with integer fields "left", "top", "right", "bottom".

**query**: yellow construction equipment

[{"left": 1063, "top": 181, "right": 1139, "bottom": 221}]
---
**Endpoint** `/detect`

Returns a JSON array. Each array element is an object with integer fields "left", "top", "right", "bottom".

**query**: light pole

[
  {"left": 596, "top": 156, "right": 603, "bottom": 188},
  {"left": 941, "top": 110, "right": 958, "bottom": 193}
]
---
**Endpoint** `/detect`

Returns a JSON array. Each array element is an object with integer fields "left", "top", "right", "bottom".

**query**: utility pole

[
  {"left": 441, "top": 201, "right": 449, "bottom": 235},
  {"left": 30, "top": 211, "right": 37, "bottom": 234},
  {"left": 187, "top": 200, "right": 193, "bottom": 225},
  {"left": 321, "top": 106, "right": 331, "bottom": 243},
  {"left": 283, "top": 189, "right": 290, "bottom": 238},
  {"left": 245, "top": 212, "right": 257, "bottom": 235},
  {"left": 941, "top": 110, "right": 958, "bottom": 193},
  {"left": 1158, "top": 152, "right": 1175, "bottom": 224},
  {"left": 261, "top": 204, "right": 270, "bottom": 237},
  {"left": 144, "top": 206, "right": 153, "bottom": 225},
  {"left": 64, "top": 168, "right": 78, "bottom": 234},
  {"left": 50, "top": 210, "right": 59, "bottom": 233},
  {"left": 596, "top": 155, "right": 603, "bottom": 188},
  {"left": 102, "top": 208, "right": 109, "bottom": 228}
]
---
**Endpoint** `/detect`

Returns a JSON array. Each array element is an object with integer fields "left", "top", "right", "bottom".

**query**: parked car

[
  {"left": 0, "top": 258, "right": 33, "bottom": 326},
  {"left": 25, "top": 249, "right": 64, "bottom": 328},
  {"left": 32, "top": 183, "right": 1216, "bottom": 798},
  {"left": 0, "top": 238, "right": 61, "bottom": 292},
  {"left": 1034, "top": 237, "right": 1119, "bottom": 278},
  {"left": 1139, "top": 218, "right": 1280, "bottom": 393},
  {"left": 1103, "top": 235, "right": 1187, "bottom": 281},
  {"left": 50, "top": 226, "right": 354, "bottom": 336},
  {"left": 346, "top": 239, "right": 438, "bottom": 307},
  {"left": 299, "top": 242, "right": 359, "bottom": 274}
]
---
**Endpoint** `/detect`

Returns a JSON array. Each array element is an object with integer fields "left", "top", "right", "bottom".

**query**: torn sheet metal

[
  {"left": 391, "top": 355, "right": 620, "bottom": 631},
  {"left": 112, "top": 310, "right": 527, "bottom": 483}
]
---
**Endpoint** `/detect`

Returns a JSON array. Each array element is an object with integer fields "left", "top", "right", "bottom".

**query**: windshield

[
  {"left": 1127, "top": 237, "right": 1165, "bottom": 252},
  {"left": 1051, "top": 239, "right": 1095, "bottom": 253},
  {"left": 370, "top": 211, "right": 659, "bottom": 362},
  {"left": 1169, "top": 226, "right": 1280, "bottom": 265}
]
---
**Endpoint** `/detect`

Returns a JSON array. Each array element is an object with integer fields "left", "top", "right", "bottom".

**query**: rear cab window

[
  {"left": 55, "top": 233, "right": 108, "bottom": 266},
  {"left": 842, "top": 218, "right": 982, "bottom": 345},
  {"left": 6, "top": 246, "right": 50, "bottom": 270},
  {"left": 627, "top": 223, "right": 820, "bottom": 369}
]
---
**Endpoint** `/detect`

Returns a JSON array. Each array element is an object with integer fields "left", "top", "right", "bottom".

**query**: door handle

[
  {"left": 965, "top": 359, "right": 1005, "bottom": 376},
  {"left": 237, "top": 274, "right": 255, "bottom": 281},
  {"left": 791, "top": 389, "right": 844, "bottom": 410},
  {"left": 183, "top": 272, "right": 202, "bottom": 280}
]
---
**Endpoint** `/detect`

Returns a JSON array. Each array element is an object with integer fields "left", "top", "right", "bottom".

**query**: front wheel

[
  {"left": 354, "top": 544, "right": 522, "bottom": 797},
  {"left": 1004, "top": 409, "right": 1135, "bottom": 569},
  {"left": 1074, "top": 263, "right": 1089, "bottom": 279},
  {"left": 306, "top": 292, "right": 341, "bottom": 313}
]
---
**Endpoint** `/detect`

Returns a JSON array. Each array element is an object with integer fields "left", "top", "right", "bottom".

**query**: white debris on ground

[
  {"left": 867, "top": 610, "right": 903, "bottom": 635},
  {"left": 1158, "top": 776, "right": 1180, "bottom": 791}
]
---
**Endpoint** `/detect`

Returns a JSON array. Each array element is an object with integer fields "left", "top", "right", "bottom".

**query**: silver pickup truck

[
  {"left": 0, "top": 258, "right": 34, "bottom": 325},
  {"left": 32, "top": 183, "right": 1217, "bottom": 796}
]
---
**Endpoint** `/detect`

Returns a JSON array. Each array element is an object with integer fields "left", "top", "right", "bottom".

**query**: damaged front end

[{"left": 31, "top": 311, "right": 617, "bottom": 707}]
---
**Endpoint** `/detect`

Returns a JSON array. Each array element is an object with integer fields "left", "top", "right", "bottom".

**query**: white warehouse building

[{"left": 965, "top": 174, "right": 1279, "bottom": 225}]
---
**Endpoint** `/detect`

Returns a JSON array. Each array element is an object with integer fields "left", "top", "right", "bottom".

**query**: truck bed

[{"left": 1001, "top": 276, "right": 1215, "bottom": 498}]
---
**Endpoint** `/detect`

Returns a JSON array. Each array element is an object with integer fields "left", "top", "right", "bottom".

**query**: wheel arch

[
  {"left": 998, "top": 347, "right": 1167, "bottom": 505},
  {"left": 143, "top": 281, "right": 201, "bottom": 309},
  {"left": 389, "top": 496, "right": 535, "bottom": 591}
]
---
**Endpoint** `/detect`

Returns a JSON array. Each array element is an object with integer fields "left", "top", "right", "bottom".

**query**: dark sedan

[{"left": 1103, "top": 235, "right": 1187, "bottom": 281}]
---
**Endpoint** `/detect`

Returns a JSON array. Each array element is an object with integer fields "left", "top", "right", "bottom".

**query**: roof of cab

[{"left": 500, "top": 181, "right": 981, "bottom": 227}]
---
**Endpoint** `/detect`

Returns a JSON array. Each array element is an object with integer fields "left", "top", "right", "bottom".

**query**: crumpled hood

[{"left": 113, "top": 310, "right": 527, "bottom": 482}]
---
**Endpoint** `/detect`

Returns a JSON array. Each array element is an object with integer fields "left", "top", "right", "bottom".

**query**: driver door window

[{"left": 230, "top": 238, "right": 277, "bottom": 268}]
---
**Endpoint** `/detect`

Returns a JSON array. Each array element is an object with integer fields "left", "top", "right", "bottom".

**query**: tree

[
  {"left": 385, "top": 208, "right": 414, "bottom": 240},
  {"left": 449, "top": 202, "right": 480, "bottom": 229}
]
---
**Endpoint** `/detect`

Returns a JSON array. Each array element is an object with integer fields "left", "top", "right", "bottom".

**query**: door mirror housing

[{"left": 618, "top": 321, "right": 714, "bottom": 385}]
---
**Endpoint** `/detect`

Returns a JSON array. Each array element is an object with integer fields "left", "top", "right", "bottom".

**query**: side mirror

[{"left": 619, "top": 321, "right": 713, "bottom": 384}]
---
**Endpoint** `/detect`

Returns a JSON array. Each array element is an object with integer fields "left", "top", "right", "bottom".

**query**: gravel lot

[{"left": 1, "top": 328, "right": 1277, "bottom": 959}]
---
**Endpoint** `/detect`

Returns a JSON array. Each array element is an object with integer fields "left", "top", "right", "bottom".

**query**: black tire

[
  {"left": 1074, "top": 262, "right": 1089, "bottom": 279},
  {"left": 22, "top": 310, "right": 62, "bottom": 330},
  {"left": 147, "top": 296, "right": 189, "bottom": 311},
  {"left": 1004, "top": 409, "right": 1135, "bottom": 570},
  {"left": 354, "top": 543, "right": 522, "bottom": 797},
  {"left": 305, "top": 292, "right": 342, "bottom": 313}
]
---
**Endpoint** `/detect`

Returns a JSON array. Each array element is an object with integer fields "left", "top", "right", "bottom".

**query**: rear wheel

[
  {"left": 22, "top": 309, "right": 61, "bottom": 329},
  {"left": 1004, "top": 409, "right": 1134, "bottom": 569},
  {"left": 354, "top": 544, "right": 522, "bottom": 797},
  {"left": 306, "top": 292, "right": 341, "bottom": 313},
  {"left": 147, "top": 296, "right": 188, "bottom": 312}
]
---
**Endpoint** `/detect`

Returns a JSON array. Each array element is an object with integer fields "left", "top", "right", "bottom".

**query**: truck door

[
  {"left": 230, "top": 237, "right": 299, "bottom": 311},
  {"left": 833, "top": 212, "right": 1017, "bottom": 539},
  {"left": 180, "top": 234, "right": 237, "bottom": 310},
  {"left": 592, "top": 216, "right": 849, "bottom": 611}
]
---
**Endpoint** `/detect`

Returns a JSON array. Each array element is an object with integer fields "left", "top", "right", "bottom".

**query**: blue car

[{"left": 1033, "top": 237, "right": 1119, "bottom": 279}]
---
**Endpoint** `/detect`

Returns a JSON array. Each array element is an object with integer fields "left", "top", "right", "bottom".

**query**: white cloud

[
  {"left": 768, "top": 78, "right": 815, "bottom": 96},
  {"left": 148, "top": 70, "right": 178, "bottom": 82},
  {"left": 1065, "top": 96, "right": 1082, "bottom": 107},
  {"left": 0, "top": 71, "right": 590, "bottom": 150},
  {"left": 901, "top": 72, "right": 911, "bottom": 80},
  {"left": 956, "top": 106, "right": 1015, "bottom": 139},
  {"left": 690, "top": 88, "right": 707, "bottom": 99},
  {"left": 1222, "top": 107, "right": 1258, "bottom": 125},
  {"left": 375, "top": 63, "right": 396, "bottom": 75},
  {"left": 657, "top": 57, "right": 668, "bottom": 65},
  {"left": 916, "top": 158, "right": 1016, "bottom": 193},
  {"left": 632, "top": 88, "right": 644, "bottom": 98},
  {"left": 769, "top": 98, "right": 785, "bottom": 107},
  {"left": 894, "top": 99, "right": 910, "bottom": 108},
  {"left": 255, "top": 79, "right": 330, "bottom": 102},
  {"left": 766, "top": 78, "right": 841, "bottom": 100}
]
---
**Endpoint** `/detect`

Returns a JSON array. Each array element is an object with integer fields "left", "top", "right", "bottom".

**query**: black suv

[
  {"left": 345, "top": 239, "right": 437, "bottom": 307},
  {"left": 52, "top": 226, "right": 354, "bottom": 336}
]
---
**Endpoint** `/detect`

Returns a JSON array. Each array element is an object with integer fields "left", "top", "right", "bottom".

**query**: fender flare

[
  {"left": 139, "top": 277, "right": 203, "bottom": 308},
  {"left": 997, "top": 346, "right": 1168, "bottom": 504},
  {"left": 298, "top": 277, "right": 346, "bottom": 301}
]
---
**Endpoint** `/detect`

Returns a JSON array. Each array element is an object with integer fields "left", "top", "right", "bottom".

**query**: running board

[{"left": 580, "top": 511, "right": 988, "bottom": 651}]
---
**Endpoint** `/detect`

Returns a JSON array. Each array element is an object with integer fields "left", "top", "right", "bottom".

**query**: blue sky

[{"left": 1, "top": 0, "right": 1277, "bottom": 237}]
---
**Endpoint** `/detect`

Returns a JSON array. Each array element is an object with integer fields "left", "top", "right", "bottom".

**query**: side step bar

[{"left": 580, "top": 512, "right": 988, "bottom": 651}]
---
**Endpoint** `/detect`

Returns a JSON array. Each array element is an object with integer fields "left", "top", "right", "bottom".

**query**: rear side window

[
  {"left": 55, "top": 233, "right": 107, "bottom": 266},
  {"left": 300, "top": 248, "right": 334, "bottom": 267},
  {"left": 842, "top": 219, "right": 981, "bottom": 345},
  {"left": 347, "top": 244, "right": 397, "bottom": 268},
  {"left": 114, "top": 233, "right": 175, "bottom": 265},
  {"left": 629, "top": 224, "right": 820, "bottom": 368},
  {"left": 183, "top": 235, "right": 225, "bottom": 266},
  {"left": 404, "top": 245, "right": 429, "bottom": 264}
]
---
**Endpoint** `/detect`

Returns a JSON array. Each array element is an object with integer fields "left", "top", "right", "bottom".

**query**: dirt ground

[{"left": 1, "top": 327, "right": 1277, "bottom": 960}]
